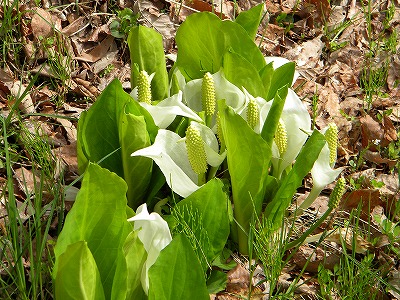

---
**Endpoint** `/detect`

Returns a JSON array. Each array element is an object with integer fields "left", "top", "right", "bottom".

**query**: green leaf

[
  {"left": 111, "top": 248, "right": 128, "bottom": 300},
  {"left": 259, "top": 63, "right": 274, "bottom": 100},
  {"left": 219, "top": 101, "right": 271, "bottom": 254},
  {"left": 77, "top": 79, "right": 132, "bottom": 177},
  {"left": 261, "top": 85, "right": 288, "bottom": 144},
  {"left": 120, "top": 112, "right": 153, "bottom": 209},
  {"left": 175, "top": 12, "right": 265, "bottom": 81},
  {"left": 54, "top": 163, "right": 132, "bottom": 299},
  {"left": 77, "top": 79, "right": 156, "bottom": 208},
  {"left": 148, "top": 234, "right": 209, "bottom": 300},
  {"left": 173, "top": 178, "right": 230, "bottom": 269},
  {"left": 267, "top": 62, "right": 295, "bottom": 100},
  {"left": 206, "top": 270, "right": 227, "bottom": 294},
  {"left": 123, "top": 231, "right": 147, "bottom": 300},
  {"left": 212, "top": 248, "right": 237, "bottom": 270},
  {"left": 55, "top": 241, "right": 105, "bottom": 300},
  {"left": 124, "top": 100, "right": 159, "bottom": 143},
  {"left": 223, "top": 50, "right": 266, "bottom": 98},
  {"left": 128, "top": 25, "right": 169, "bottom": 100},
  {"left": 264, "top": 130, "right": 326, "bottom": 231},
  {"left": 234, "top": 3, "right": 265, "bottom": 40}
]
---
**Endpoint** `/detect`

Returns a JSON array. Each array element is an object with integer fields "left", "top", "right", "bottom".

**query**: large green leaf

[
  {"left": 77, "top": 79, "right": 131, "bottom": 177},
  {"left": 128, "top": 25, "right": 169, "bottom": 100},
  {"left": 267, "top": 62, "right": 295, "bottom": 100},
  {"left": 148, "top": 234, "right": 209, "bottom": 300},
  {"left": 264, "top": 130, "right": 326, "bottom": 231},
  {"left": 173, "top": 178, "right": 230, "bottom": 269},
  {"left": 54, "top": 163, "right": 132, "bottom": 299},
  {"left": 219, "top": 101, "right": 271, "bottom": 254},
  {"left": 223, "top": 50, "right": 266, "bottom": 98},
  {"left": 55, "top": 241, "right": 105, "bottom": 300},
  {"left": 259, "top": 63, "right": 274, "bottom": 100},
  {"left": 260, "top": 85, "right": 288, "bottom": 144},
  {"left": 234, "top": 3, "right": 265, "bottom": 40},
  {"left": 77, "top": 79, "right": 156, "bottom": 208},
  {"left": 119, "top": 112, "right": 152, "bottom": 209},
  {"left": 175, "top": 12, "right": 265, "bottom": 81},
  {"left": 111, "top": 248, "right": 128, "bottom": 300},
  {"left": 123, "top": 231, "right": 147, "bottom": 300}
]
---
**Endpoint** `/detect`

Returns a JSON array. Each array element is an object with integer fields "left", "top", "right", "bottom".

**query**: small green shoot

[
  {"left": 311, "top": 90, "right": 319, "bottom": 130},
  {"left": 110, "top": 8, "right": 139, "bottom": 39}
]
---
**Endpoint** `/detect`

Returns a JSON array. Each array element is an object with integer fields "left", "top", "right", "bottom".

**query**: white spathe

[
  {"left": 183, "top": 70, "right": 247, "bottom": 116},
  {"left": 127, "top": 203, "right": 172, "bottom": 295},
  {"left": 299, "top": 130, "right": 344, "bottom": 211},
  {"left": 260, "top": 88, "right": 311, "bottom": 178},
  {"left": 131, "top": 123, "right": 225, "bottom": 198},
  {"left": 139, "top": 91, "right": 203, "bottom": 128}
]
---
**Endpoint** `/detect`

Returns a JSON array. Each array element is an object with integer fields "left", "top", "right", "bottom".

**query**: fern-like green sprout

[
  {"left": 138, "top": 70, "right": 152, "bottom": 104},
  {"left": 185, "top": 123, "right": 208, "bottom": 176}
]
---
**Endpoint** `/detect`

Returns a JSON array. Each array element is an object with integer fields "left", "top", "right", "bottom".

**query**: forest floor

[{"left": 0, "top": 0, "right": 399, "bottom": 299}]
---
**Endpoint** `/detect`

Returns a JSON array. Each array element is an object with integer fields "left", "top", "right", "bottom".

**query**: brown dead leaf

[
  {"left": 0, "top": 67, "right": 14, "bottom": 93},
  {"left": 360, "top": 114, "right": 382, "bottom": 148},
  {"left": 31, "top": 8, "right": 55, "bottom": 40},
  {"left": 326, "top": 6, "right": 346, "bottom": 32},
  {"left": 264, "top": 0, "right": 281, "bottom": 14},
  {"left": 292, "top": 245, "right": 341, "bottom": 272},
  {"left": 375, "top": 173, "right": 399, "bottom": 198},
  {"left": 62, "top": 103, "right": 86, "bottom": 119},
  {"left": 134, "top": 0, "right": 176, "bottom": 50},
  {"left": 61, "top": 16, "right": 88, "bottom": 37},
  {"left": 339, "top": 96, "right": 364, "bottom": 117},
  {"left": 363, "top": 150, "right": 398, "bottom": 169},
  {"left": 277, "top": 271, "right": 319, "bottom": 297},
  {"left": 372, "top": 97, "right": 396, "bottom": 109},
  {"left": 73, "top": 77, "right": 99, "bottom": 98},
  {"left": 341, "top": 189, "right": 383, "bottom": 217},
  {"left": 170, "top": 0, "right": 232, "bottom": 21},
  {"left": 9, "top": 80, "right": 35, "bottom": 114},
  {"left": 14, "top": 167, "right": 40, "bottom": 196},
  {"left": 296, "top": 194, "right": 330, "bottom": 215},
  {"left": 387, "top": 106, "right": 400, "bottom": 123},
  {"left": 387, "top": 56, "right": 400, "bottom": 94},
  {"left": 325, "top": 227, "right": 372, "bottom": 254},
  {"left": 326, "top": 45, "right": 363, "bottom": 96},
  {"left": 53, "top": 142, "right": 78, "bottom": 176},
  {"left": 304, "top": 0, "right": 331, "bottom": 27},
  {"left": 382, "top": 115, "right": 398, "bottom": 143},
  {"left": 257, "top": 23, "right": 285, "bottom": 55},
  {"left": 319, "top": 85, "right": 340, "bottom": 117},
  {"left": 360, "top": 114, "right": 397, "bottom": 150},
  {"left": 225, "top": 264, "right": 250, "bottom": 295},
  {"left": 92, "top": 50, "right": 118, "bottom": 75},
  {"left": 76, "top": 35, "right": 115, "bottom": 63},
  {"left": 24, "top": 118, "right": 66, "bottom": 148},
  {"left": 284, "top": 36, "right": 324, "bottom": 69},
  {"left": 388, "top": 271, "right": 400, "bottom": 299},
  {"left": 98, "top": 63, "right": 131, "bottom": 92},
  {"left": 56, "top": 117, "right": 77, "bottom": 143}
]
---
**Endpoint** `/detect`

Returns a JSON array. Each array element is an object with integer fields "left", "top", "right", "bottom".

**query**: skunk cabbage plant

[{"left": 58, "top": 5, "right": 345, "bottom": 299}]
